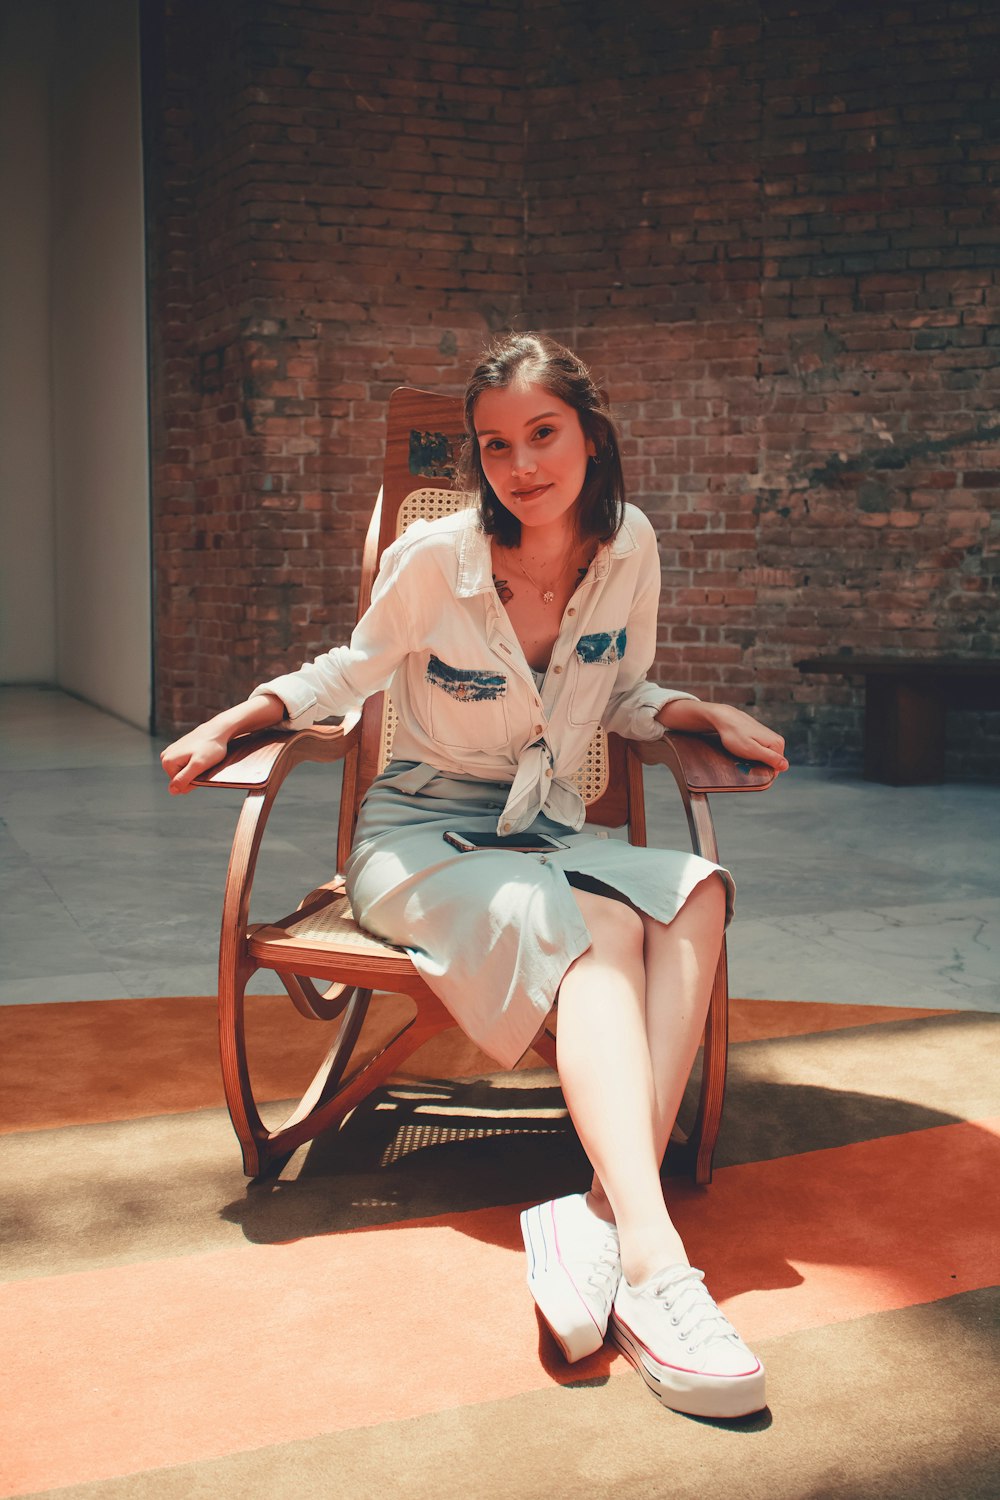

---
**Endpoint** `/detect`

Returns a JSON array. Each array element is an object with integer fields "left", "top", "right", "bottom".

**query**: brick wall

[
  {"left": 523, "top": 0, "right": 1000, "bottom": 772},
  {"left": 146, "top": 0, "right": 1000, "bottom": 775},
  {"left": 145, "top": 0, "right": 524, "bottom": 728},
  {"left": 523, "top": 0, "right": 766, "bottom": 719}
]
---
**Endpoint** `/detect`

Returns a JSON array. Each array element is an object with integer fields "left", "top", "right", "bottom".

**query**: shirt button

[
  {"left": 553, "top": 665, "right": 563, "bottom": 675},
  {"left": 545, "top": 768, "right": 553, "bottom": 778},
  {"left": 533, "top": 723, "right": 543, "bottom": 735},
  {"left": 502, "top": 821, "right": 511, "bottom": 832},
  {"left": 567, "top": 607, "right": 576, "bottom": 617}
]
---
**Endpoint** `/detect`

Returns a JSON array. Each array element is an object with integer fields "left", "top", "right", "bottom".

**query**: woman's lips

[{"left": 511, "top": 484, "right": 551, "bottom": 501}]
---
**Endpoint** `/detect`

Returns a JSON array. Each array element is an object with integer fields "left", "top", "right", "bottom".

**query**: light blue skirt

[{"left": 345, "top": 760, "right": 735, "bottom": 1068}]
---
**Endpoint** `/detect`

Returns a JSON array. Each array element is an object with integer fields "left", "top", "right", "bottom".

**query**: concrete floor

[{"left": 1, "top": 683, "right": 997, "bottom": 1012}]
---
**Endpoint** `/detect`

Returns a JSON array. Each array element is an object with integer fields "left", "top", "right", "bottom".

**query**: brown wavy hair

[{"left": 459, "top": 332, "right": 626, "bottom": 549}]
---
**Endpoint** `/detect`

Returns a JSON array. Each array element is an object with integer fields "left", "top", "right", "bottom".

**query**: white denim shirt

[{"left": 252, "top": 504, "right": 696, "bottom": 835}]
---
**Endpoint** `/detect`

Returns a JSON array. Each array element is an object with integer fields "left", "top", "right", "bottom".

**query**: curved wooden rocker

[{"left": 192, "top": 388, "right": 776, "bottom": 1184}]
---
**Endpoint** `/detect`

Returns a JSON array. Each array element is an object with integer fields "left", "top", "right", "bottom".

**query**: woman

[{"left": 162, "top": 333, "right": 788, "bottom": 1420}]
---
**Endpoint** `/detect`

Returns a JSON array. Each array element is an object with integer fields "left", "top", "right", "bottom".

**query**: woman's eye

[
  {"left": 533, "top": 425, "right": 555, "bottom": 441},
  {"left": 484, "top": 438, "right": 508, "bottom": 454}
]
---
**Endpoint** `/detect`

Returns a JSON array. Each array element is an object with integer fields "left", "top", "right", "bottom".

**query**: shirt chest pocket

[
  {"left": 568, "top": 628, "right": 628, "bottom": 728},
  {"left": 425, "top": 654, "right": 511, "bottom": 751}
]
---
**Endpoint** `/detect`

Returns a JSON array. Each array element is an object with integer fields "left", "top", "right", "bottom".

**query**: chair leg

[
  {"left": 278, "top": 985, "right": 375, "bottom": 1133},
  {"left": 258, "top": 989, "right": 454, "bottom": 1168},
  {"left": 690, "top": 939, "right": 729, "bottom": 1185},
  {"left": 218, "top": 955, "right": 458, "bottom": 1177},
  {"left": 217, "top": 956, "right": 268, "bottom": 1177}
]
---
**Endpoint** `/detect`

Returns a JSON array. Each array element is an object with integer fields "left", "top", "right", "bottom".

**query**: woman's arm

[
  {"left": 656, "top": 698, "right": 789, "bottom": 774},
  {"left": 160, "top": 692, "right": 287, "bottom": 795},
  {"left": 160, "top": 525, "right": 425, "bottom": 796}
]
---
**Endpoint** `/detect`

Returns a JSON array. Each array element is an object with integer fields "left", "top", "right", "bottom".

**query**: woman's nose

[{"left": 510, "top": 445, "right": 536, "bottom": 476}]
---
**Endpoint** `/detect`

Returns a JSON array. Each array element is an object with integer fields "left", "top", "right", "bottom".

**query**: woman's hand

[
  {"left": 656, "top": 699, "right": 789, "bottom": 774},
  {"left": 707, "top": 705, "right": 789, "bottom": 774},
  {"left": 160, "top": 727, "right": 231, "bottom": 795},
  {"left": 159, "top": 692, "right": 287, "bottom": 795}
]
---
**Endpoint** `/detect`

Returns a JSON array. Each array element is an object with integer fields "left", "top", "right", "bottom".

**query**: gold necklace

[
  {"left": 509, "top": 544, "right": 585, "bottom": 606},
  {"left": 515, "top": 554, "right": 559, "bottom": 605}
]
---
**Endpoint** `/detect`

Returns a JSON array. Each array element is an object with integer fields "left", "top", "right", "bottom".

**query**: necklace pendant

[{"left": 542, "top": 589, "right": 555, "bottom": 605}]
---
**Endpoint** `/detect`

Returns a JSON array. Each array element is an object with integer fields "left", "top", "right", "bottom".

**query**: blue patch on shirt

[
  {"left": 426, "top": 654, "right": 507, "bottom": 702},
  {"left": 575, "top": 629, "right": 627, "bottom": 665}
]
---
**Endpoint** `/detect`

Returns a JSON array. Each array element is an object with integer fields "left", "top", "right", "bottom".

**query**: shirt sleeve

[
  {"left": 601, "top": 521, "right": 697, "bottom": 741},
  {"left": 249, "top": 537, "right": 413, "bottom": 726}
]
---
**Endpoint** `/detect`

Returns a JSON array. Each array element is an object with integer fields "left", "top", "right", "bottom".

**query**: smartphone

[{"left": 443, "top": 829, "right": 568, "bottom": 854}]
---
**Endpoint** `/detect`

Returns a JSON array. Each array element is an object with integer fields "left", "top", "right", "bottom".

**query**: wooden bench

[{"left": 796, "top": 656, "right": 1000, "bottom": 784}]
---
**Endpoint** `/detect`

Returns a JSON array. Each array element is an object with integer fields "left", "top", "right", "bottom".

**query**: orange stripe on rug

[
  {"left": 0, "top": 995, "right": 954, "bottom": 1134},
  {"left": 725, "top": 998, "right": 955, "bottom": 1044},
  {"left": 2, "top": 1116, "right": 997, "bottom": 1496}
]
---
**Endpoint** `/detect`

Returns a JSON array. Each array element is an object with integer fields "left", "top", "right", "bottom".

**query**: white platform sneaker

[
  {"left": 610, "top": 1263, "right": 766, "bottom": 1419},
  {"left": 520, "top": 1194, "right": 621, "bottom": 1362}
]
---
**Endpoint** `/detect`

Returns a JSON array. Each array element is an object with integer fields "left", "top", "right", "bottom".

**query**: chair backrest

[{"left": 339, "top": 387, "right": 637, "bottom": 861}]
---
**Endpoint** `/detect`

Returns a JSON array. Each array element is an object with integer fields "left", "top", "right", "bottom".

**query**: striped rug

[{"left": 1, "top": 995, "right": 998, "bottom": 1500}]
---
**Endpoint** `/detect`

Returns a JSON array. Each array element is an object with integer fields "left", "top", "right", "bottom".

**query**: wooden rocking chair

[{"left": 192, "top": 388, "right": 775, "bottom": 1184}]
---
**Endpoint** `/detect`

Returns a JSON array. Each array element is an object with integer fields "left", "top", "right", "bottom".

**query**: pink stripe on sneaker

[{"left": 550, "top": 1198, "right": 603, "bottom": 1335}]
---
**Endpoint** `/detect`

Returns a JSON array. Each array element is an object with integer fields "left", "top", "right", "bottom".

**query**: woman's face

[{"left": 473, "top": 381, "right": 594, "bottom": 536}]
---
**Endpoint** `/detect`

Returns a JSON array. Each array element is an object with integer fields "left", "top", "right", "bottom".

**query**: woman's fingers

[
  {"left": 752, "top": 741, "right": 789, "bottom": 772},
  {"left": 160, "top": 735, "right": 228, "bottom": 794},
  {"left": 744, "top": 732, "right": 788, "bottom": 773},
  {"left": 714, "top": 709, "right": 789, "bottom": 773},
  {"left": 168, "top": 757, "right": 199, "bottom": 795},
  {"left": 165, "top": 750, "right": 204, "bottom": 794}
]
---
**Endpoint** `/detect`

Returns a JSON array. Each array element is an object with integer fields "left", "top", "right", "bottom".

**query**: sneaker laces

[
  {"left": 645, "top": 1266, "right": 738, "bottom": 1353},
  {"left": 583, "top": 1236, "right": 621, "bottom": 1297}
]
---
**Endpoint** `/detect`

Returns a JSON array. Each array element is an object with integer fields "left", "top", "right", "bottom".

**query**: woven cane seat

[{"left": 282, "top": 894, "right": 406, "bottom": 953}]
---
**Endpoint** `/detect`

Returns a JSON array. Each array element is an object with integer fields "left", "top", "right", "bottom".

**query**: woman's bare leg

[
  {"left": 586, "top": 874, "right": 727, "bottom": 1220},
  {"left": 556, "top": 889, "right": 691, "bottom": 1282},
  {"left": 562, "top": 877, "right": 726, "bottom": 1278},
  {"left": 644, "top": 875, "right": 728, "bottom": 1163}
]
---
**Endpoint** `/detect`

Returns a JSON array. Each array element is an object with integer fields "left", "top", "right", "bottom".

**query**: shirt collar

[
  {"left": 594, "top": 511, "right": 638, "bottom": 578},
  {"left": 456, "top": 505, "right": 639, "bottom": 596},
  {"left": 456, "top": 512, "right": 494, "bottom": 597}
]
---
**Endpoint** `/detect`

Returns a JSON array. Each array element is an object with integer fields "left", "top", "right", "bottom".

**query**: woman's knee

[
  {"left": 683, "top": 873, "right": 728, "bottom": 944},
  {"left": 700, "top": 870, "right": 728, "bottom": 915},
  {"left": 641, "top": 874, "right": 726, "bottom": 952}
]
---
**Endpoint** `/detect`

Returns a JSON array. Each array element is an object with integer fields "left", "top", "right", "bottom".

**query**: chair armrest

[
  {"left": 191, "top": 717, "right": 359, "bottom": 791},
  {"left": 637, "top": 731, "right": 775, "bottom": 793}
]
